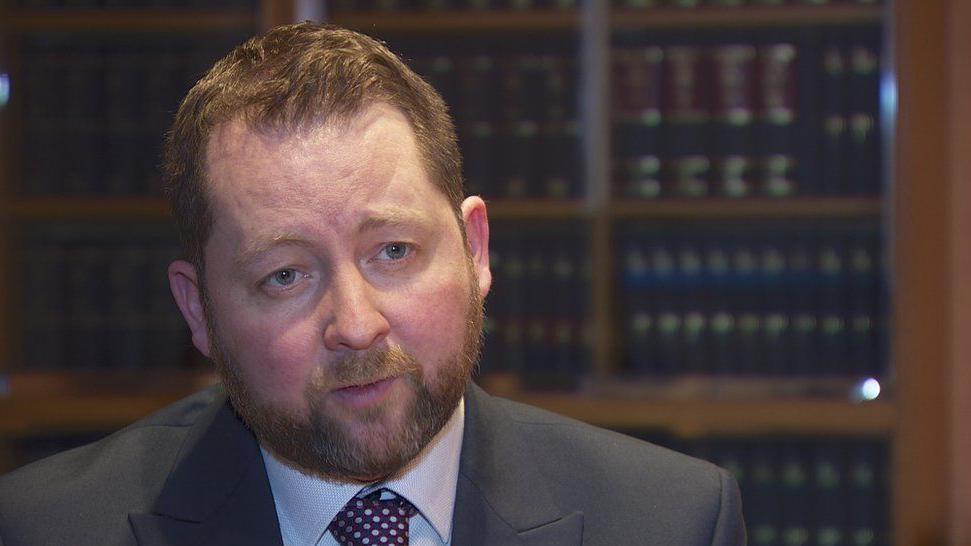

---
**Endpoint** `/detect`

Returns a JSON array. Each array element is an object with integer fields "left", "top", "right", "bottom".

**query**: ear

[
  {"left": 168, "top": 260, "right": 212, "bottom": 358},
  {"left": 461, "top": 196, "right": 491, "bottom": 299}
]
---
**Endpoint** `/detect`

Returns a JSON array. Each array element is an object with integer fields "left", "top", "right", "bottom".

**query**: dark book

[
  {"left": 668, "top": 155, "right": 711, "bottom": 198},
  {"left": 623, "top": 242, "right": 655, "bottom": 373},
  {"left": 786, "top": 237, "right": 819, "bottom": 377},
  {"left": 497, "top": 56, "right": 541, "bottom": 198},
  {"left": 711, "top": 44, "right": 757, "bottom": 197},
  {"left": 747, "top": 444, "right": 783, "bottom": 546},
  {"left": 662, "top": 45, "right": 711, "bottom": 197},
  {"left": 816, "top": 240, "right": 848, "bottom": 376},
  {"left": 730, "top": 244, "right": 763, "bottom": 374},
  {"left": 612, "top": 46, "right": 664, "bottom": 190},
  {"left": 760, "top": 244, "right": 789, "bottom": 376},
  {"left": 846, "top": 40, "right": 881, "bottom": 196},
  {"left": 819, "top": 41, "right": 848, "bottom": 196},
  {"left": 846, "top": 442, "right": 889, "bottom": 546},
  {"left": 457, "top": 55, "right": 499, "bottom": 197},
  {"left": 22, "top": 245, "right": 66, "bottom": 370},
  {"left": 677, "top": 244, "right": 708, "bottom": 373},
  {"left": 651, "top": 242, "right": 682, "bottom": 374},
  {"left": 812, "top": 443, "right": 848, "bottom": 546},
  {"left": 846, "top": 232, "right": 881, "bottom": 377},
  {"left": 756, "top": 44, "right": 799, "bottom": 197},
  {"left": 65, "top": 246, "right": 111, "bottom": 369},
  {"left": 704, "top": 242, "right": 736, "bottom": 374},
  {"left": 107, "top": 246, "right": 151, "bottom": 369},
  {"left": 539, "top": 55, "right": 580, "bottom": 199}
]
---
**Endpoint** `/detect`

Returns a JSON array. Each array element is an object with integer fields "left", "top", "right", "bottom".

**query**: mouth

[{"left": 330, "top": 376, "right": 399, "bottom": 409}]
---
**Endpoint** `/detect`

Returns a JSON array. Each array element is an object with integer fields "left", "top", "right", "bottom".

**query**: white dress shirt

[{"left": 261, "top": 399, "right": 465, "bottom": 546}]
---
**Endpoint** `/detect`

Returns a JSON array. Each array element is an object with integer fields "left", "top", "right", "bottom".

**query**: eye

[
  {"left": 265, "top": 268, "right": 304, "bottom": 288},
  {"left": 378, "top": 242, "right": 411, "bottom": 261}
]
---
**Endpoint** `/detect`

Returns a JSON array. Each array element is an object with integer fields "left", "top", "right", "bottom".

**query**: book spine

[
  {"left": 662, "top": 44, "right": 711, "bottom": 198},
  {"left": 22, "top": 244, "right": 66, "bottom": 370},
  {"left": 846, "top": 35, "right": 882, "bottom": 196},
  {"left": 819, "top": 37, "right": 848, "bottom": 196},
  {"left": 711, "top": 44, "right": 757, "bottom": 198},
  {"left": 613, "top": 46, "right": 664, "bottom": 199},
  {"left": 540, "top": 55, "right": 581, "bottom": 199},
  {"left": 458, "top": 54, "right": 499, "bottom": 198},
  {"left": 756, "top": 43, "right": 799, "bottom": 198}
]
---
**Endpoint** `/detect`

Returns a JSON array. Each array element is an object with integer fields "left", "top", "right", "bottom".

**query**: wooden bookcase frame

[
  {"left": 892, "top": 0, "right": 971, "bottom": 543},
  {"left": 0, "top": 0, "right": 969, "bottom": 542}
]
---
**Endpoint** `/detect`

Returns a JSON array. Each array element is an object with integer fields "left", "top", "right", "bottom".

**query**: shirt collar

[{"left": 261, "top": 398, "right": 465, "bottom": 545}]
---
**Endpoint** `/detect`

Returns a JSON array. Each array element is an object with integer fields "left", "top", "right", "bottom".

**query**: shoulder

[
  {"left": 0, "top": 387, "right": 224, "bottom": 543},
  {"left": 488, "top": 393, "right": 723, "bottom": 486},
  {"left": 468, "top": 388, "right": 745, "bottom": 544}
]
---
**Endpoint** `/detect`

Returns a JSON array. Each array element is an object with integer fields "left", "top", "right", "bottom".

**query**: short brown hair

[{"left": 162, "top": 22, "right": 463, "bottom": 273}]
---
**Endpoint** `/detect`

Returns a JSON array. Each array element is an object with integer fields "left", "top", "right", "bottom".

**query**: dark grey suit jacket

[{"left": 0, "top": 384, "right": 745, "bottom": 545}]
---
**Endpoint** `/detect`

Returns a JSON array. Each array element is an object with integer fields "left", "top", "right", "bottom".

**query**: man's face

[{"left": 168, "top": 103, "right": 491, "bottom": 482}]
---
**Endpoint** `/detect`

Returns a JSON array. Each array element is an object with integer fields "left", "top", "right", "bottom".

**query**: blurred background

[{"left": 0, "top": 0, "right": 969, "bottom": 544}]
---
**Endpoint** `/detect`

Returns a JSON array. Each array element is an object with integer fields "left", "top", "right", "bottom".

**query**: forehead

[
  {"left": 206, "top": 106, "right": 412, "bottom": 191},
  {"left": 202, "top": 103, "right": 454, "bottom": 241}
]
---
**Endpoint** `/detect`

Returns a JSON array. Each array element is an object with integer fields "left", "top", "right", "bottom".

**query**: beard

[{"left": 205, "top": 271, "right": 484, "bottom": 483}]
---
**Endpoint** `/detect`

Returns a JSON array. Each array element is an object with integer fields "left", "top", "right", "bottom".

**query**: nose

[{"left": 322, "top": 267, "right": 391, "bottom": 352}]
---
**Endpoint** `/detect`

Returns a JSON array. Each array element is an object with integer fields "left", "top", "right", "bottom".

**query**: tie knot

[{"left": 328, "top": 489, "right": 417, "bottom": 546}]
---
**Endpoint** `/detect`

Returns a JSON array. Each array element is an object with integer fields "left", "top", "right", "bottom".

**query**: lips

[{"left": 330, "top": 376, "right": 399, "bottom": 409}]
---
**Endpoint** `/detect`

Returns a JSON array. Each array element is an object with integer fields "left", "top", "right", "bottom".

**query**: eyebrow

[
  {"left": 234, "top": 233, "right": 314, "bottom": 270},
  {"left": 356, "top": 209, "right": 434, "bottom": 235}
]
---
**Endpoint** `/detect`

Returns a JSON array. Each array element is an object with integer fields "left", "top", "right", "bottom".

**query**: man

[{"left": 0, "top": 23, "right": 744, "bottom": 545}]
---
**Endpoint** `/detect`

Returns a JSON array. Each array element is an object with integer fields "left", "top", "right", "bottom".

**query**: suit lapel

[
  {"left": 451, "top": 385, "right": 583, "bottom": 546},
  {"left": 129, "top": 391, "right": 283, "bottom": 546}
]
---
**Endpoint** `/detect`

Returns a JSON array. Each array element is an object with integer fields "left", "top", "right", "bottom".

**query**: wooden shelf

[
  {"left": 0, "top": 389, "right": 893, "bottom": 437},
  {"left": 609, "top": 197, "right": 883, "bottom": 219},
  {"left": 0, "top": 369, "right": 218, "bottom": 435},
  {"left": 330, "top": 10, "right": 579, "bottom": 33},
  {"left": 0, "top": 369, "right": 893, "bottom": 436},
  {"left": 0, "top": 196, "right": 882, "bottom": 221},
  {"left": 2, "top": 197, "right": 169, "bottom": 219},
  {"left": 0, "top": 9, "right": 258, "bottom": 33},
  {"left": 481, "top": 374, "right": 895, "bottom": 435},
  {"left": 0, "top": 197, "right": 588, "bottom": 220},
  {"left": 612, "top": 4, "right": 884, "bottom": 30},
  {"left": 485, "top": 199, "right": 587, "bottom": 219},
  {"left": 508, "top": 393, "right": 894, "bottom": 436}
]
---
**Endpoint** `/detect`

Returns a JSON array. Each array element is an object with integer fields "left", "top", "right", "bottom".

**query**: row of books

[
  {"left": 406, "top": 49, "right": 583, "bottom": 199},
  {"left": 614, "top": 0, "right": 882, "bottom": 8},
  {"left": 480, "top": 225, "right": 591, "bottom": 383},
  {"left": 15, "top": 34, "right": 583, "bottom": 199},
  {"left": 17, "top": 34, "right": 250, "bottom": 197},
  {"left": 613, "top": 28, "right": 882, "bottom": 198},
  {"left": 328, "top": 0, "right": 880, "bottom": 13},
  {"left": 7, "top": 0, "right": 258, "bottom": 8},
  {"left": 618, "top": 223, "right": 886, "bottom": 376},
  {"left": 626, "top": 433, "right": 890, "bottom": 546},
  {"left": 330, "top": 0, "right": 577, "bottom": 11},
  {"left": 622, "top": 308, "right": 885, "bottom": 377},
  {"left": 13, "top": 31, "right": 881, "bottom": 200},
  {"left": 481, "top": 315, "right": 593, "bottom": 387},
  {"left": 19, "top": 231, "right": 192, "bottom": 370}
]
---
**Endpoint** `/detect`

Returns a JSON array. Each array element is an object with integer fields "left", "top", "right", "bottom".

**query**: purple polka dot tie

[{"left": 328, "top": 489, "right": 418, "bottom": 546}]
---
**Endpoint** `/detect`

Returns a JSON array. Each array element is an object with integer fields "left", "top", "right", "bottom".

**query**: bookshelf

[
  {"left": 0, "top": 0, "right": 969, "bottom": 543},
  {"left": 0, "top": 10, "right": 259, "bottom": 33}
]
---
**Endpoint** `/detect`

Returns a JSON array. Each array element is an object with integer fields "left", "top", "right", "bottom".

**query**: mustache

[{"left": 319, "top": 346, "right": 422, "bottom": 389}]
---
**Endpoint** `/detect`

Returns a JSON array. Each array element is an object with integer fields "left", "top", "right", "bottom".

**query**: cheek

[
  {"left": 391, "top": 274, "right": 471, "bottom": 362},
  {"left": 215, "top": 303, "right": 322, "bottom": 406}
]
